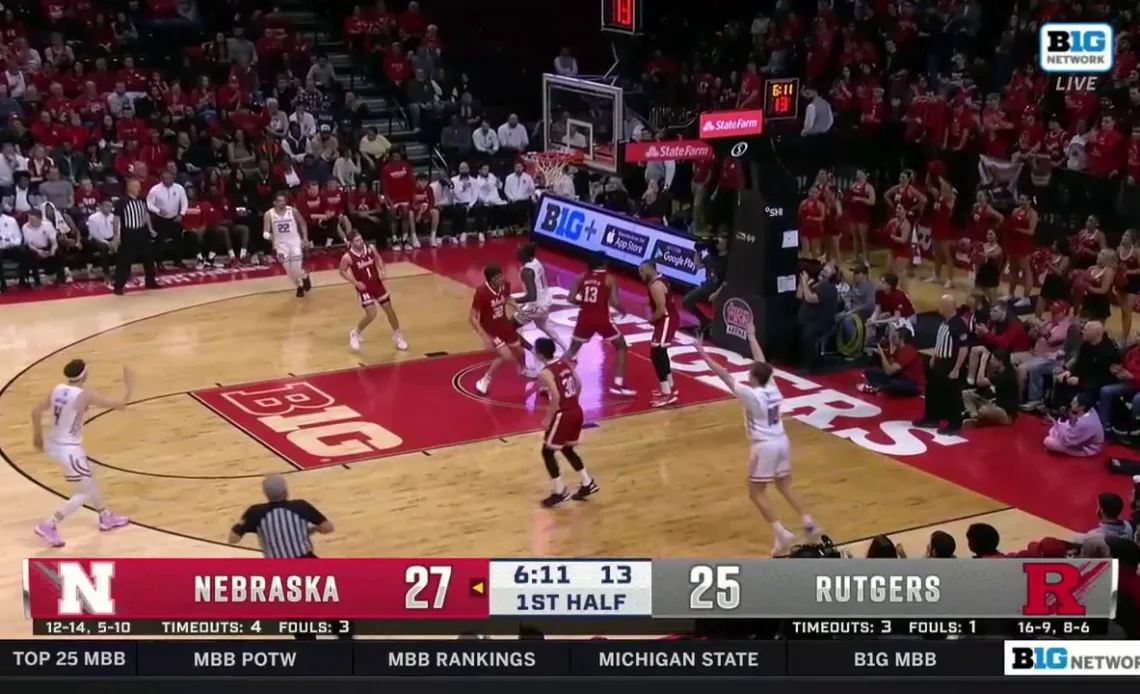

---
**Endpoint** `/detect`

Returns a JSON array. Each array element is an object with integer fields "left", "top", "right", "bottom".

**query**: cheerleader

[
  {"left": 969, "top": 191, "right": 1003, "bottom": 242},
  {"left": 797, "top": 186, "right": 827, "bottom": 259},
  {"left": 884, "top": 169, "right": 927, "bottom": 221},
  {"left": 845, "top": 169, "right": 876, "bottom": 264},
  {"left": 885, "top": 203, "right": 914, "bottom": 277},
  {"left": 1005, "top": 195, "right": 1038, "bottom": 308},
  {"left": 1082, "top": 248, "right": 1117, "bottom": 323},
  {"left": 1036, "top": 237, "right": 1072, "bottom": 319},
  {"left": 818, "top": 171, "right": 843, "bottom": 263},
  {"left": 975, "top": 229, "right": 1004, "bottom": 303},
  {"left": 1071, "top": 215, "right": 1105, "bottom": 270},
  {"left": 1117, "top": 230, "right": 1140, "bottom": 338},
  {"left": 925, "top": 163, "right": 957, "bottom": 288}
]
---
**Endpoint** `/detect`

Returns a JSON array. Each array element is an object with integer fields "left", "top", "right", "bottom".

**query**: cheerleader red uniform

[
  {"left": 930, "top": 191, "right": 956, "bottom": 242},
  {"left": 820, "top": 186, "right": 840, "bottom": 237},
  {"left": 1005, "top": 207, "right": 1035, "bottom": 258},
  {"left": 893, "top": 184, "right": 923, "bottom": 220},
  {"left": 845, "top": 181, "right": 872, "bottom": 225},
  {"left": 1119, "top": 247, "right": 1140, "bottom": 295},
  {"left": 969, "top": 204, "right": 998, "bottom": 241},
  {"left": 885, "top": 217, "right": 911, "bottom": 260},
  {"left": 1071, "top": 228, "right": 1101, "bottom": 269},
  {"left": 798, "top": 198, "right": 826, "bottom": 240}
]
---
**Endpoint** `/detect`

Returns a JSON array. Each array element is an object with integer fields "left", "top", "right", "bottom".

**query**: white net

[{"left": 524, "top": 152, "right": 578, "bottom": 197}]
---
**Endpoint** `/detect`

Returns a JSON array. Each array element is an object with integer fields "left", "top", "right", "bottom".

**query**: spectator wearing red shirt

[
  {"left": 117, "top": 56, "right": 147, "bottom": 92},
  {"left": 113, "top": 140, "right": 143, "bottom": 179},
  {"left": 60, "top": 112, "right": 87, "bottom": 150},
  {"left": 116, "top": 106, "right": 145, "bottom": 145},
  {"left": 873, "top": 273, "right": 916, "bottom": 324},
  {"left": 181, "top": 186, "right": 219, "bottom": 267},
  {"left": 140, "top": 130, "right": 169, "bottom": 172},
  {"left": 861, "top": 328, "right": 924, "bottom": 397},
  {"left": 381, "top": 149, "right": 415, "bottom": 209},
  {"left": 73, "top": 81, "right": 106, "bottom": 121},
  {"left": 737, "top": 61, "right": 762, "bottom": 109},
  {"left": 399, "top": 0, "right": 428, "bottom": 38},
  {"left": 710, "top": 156, "right": 741, "bottom": 234},
  {"left": 43, "top": 82, "right": 71, "bottom": 120},
  {"left": 322, "top": 179, "right": 351, "bottom": 241},
  {"left": 383, "top": 42, "right": 411, "bottom": 86},
  {"left": 31, "top": 110, "right": 64, "bottom": 148},
  {"left": 347, "top": 180, "right": 385, "bottom": 242}
]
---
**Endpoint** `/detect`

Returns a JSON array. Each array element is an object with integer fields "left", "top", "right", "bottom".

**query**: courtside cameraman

[{"left": 684, "top": 236, "right": 728, "bottom": 333}]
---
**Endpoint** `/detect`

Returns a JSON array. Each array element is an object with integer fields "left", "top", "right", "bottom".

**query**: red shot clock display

[
  {"left": 601, "top": 0, "right": 642, "bottom": 35},
  {"left": 764, "top": 78, "right": 800, "bottom": 121}
]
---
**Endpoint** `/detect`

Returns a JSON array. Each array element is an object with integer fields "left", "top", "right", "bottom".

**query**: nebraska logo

[
  {"left": 625, "top": 140, "right": 714, "bottom": 163},
  {"left": 26, "top": 560, "right": 117, "bottom": 616},
  {"left": 699, "top": 110, "right": 765, "bottom": 139},
  {"left": 193, "top": 381, "right": 403, "bottom": 468}
]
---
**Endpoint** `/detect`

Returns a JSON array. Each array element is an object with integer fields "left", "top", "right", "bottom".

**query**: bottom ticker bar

[{"left": 0, "top": 640, "right": 1010, "bottom": 677}]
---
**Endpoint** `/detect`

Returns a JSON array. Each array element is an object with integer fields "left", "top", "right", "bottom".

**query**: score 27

[{"left": 405, "top": 565, "right": 452, "bottom": 610}]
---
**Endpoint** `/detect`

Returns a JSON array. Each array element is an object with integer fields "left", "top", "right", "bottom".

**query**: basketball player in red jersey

[
  {"left": 407, "top": 173, "right": 440, "bottom": 248},
  {"left": 471, "top": 264, "right": 530, "bottom": 395},
  {"left": 845, "top": 170, "right": 875, "bottom": 264},
  {"left": 532, "top": 337, "right": 598, "bottom": 507},
  {"left": 925, "top": 163, "right": 957, "bottom": 289},
  {"left": 338, "top": 230, "right": 408, "bottom": 352},
  {"left": 641, "top": 260, "right": 681, "bottom": 408},
  {"left": 797, "top": 186, "right": 826, "bottom": 259},
  {"left": 566, "top": 255, "right": 636, "bottom": 396},
  {"left": 1006, "top": 195, "right": 1037, "bottom": 308}
]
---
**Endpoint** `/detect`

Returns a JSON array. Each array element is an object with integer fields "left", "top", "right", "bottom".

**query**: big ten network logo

[
  {"left": 219, "top": 382, "right": 402, "bottom": 463},
  {"left": 1040, "top": 23, "right": 1114, "bottom": 74},
  {"left": 1011, "top": 646, "right": 1069, "bottom": 671},
  {"left": 601, "top": 224, "right": 650, "bottom": 256},
  {"left": 533, "top": 287, "right": 970, "bottom": 457},
  {"left": 650, "top": 239, "right": 699, "bottom": 274},
  {"left": 536, "top": 201, "right": 599, "bottom": 242},
  {"left": 721, "top": 297, "right": 753, "bottom": 340}
]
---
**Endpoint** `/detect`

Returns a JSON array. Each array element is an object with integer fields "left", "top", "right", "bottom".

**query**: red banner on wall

[
  {"left": 26, "top": 558, "right": 491, "bottom": 619},
  {"left": 624, "top": 140, "right": 714, "bottom": 163}
]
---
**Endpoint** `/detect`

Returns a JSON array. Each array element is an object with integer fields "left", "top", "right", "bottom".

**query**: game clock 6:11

[
  {"left": 765, "top": 78, "right": 801, "bottom": 120},
  {"left": 601, "top": 0, "right": 642, "bottom": 35}
]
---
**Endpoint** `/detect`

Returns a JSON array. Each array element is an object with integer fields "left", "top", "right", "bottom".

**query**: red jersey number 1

[{"left": 405, "top": 565, "right": 453, "bottom": 609}]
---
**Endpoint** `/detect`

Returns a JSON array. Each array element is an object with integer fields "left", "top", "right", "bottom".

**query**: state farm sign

[
  {"left": 699, "top": 109, "right": 765, "bottom": 139},
  {"left": 624, "top": 140, "right": 714, "bottom": 163}
]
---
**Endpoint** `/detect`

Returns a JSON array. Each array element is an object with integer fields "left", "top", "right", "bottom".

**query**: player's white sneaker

[
  {"left": 475, "top": 377, "right": 491, "bottom": 395},
  {"left": 609, "top": 384, "right": 636, "bottom": 396},
  {"left": 459, "top": 232, "right": 468, "bottom": 244},
  {"left": 393, "top": 333, "right": 408, "bottom": 350},
  {"left": 349, "top": 330, "right": 362, "bottom": 352},
  {"left": 477, "top": 232, "right": 486, "bottom": 244},
  {"left": 771, "top": 530, "right": 798, "bottom": 557}
]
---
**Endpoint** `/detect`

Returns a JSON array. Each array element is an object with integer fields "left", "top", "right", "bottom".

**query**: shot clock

[
  {"left": 601, "top": 0, "right": 643, "bottom": 35},
  {"left": 764, "top": 78, "right": 800, "bottom": 121}
]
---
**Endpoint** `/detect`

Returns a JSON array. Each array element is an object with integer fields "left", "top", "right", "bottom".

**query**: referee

[
  {"left": 228, "top": 474, "right": 353, "bottom": 640},
  {"left": 914, "top": 294, "right": 969, "bottom": 435},
  {"left": 113, "top": 178, "right": 160, "bottom": 295}
]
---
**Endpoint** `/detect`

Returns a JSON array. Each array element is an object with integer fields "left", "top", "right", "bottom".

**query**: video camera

[{"left": 786, "top": 535, "right": 844, "bottom": 559}]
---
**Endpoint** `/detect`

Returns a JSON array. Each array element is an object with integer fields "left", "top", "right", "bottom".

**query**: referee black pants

[
  {"left": 920, "top": 360, "right": 964, "bottom": 430},
  {"left": 292, "top": 553, "right": 354, "bottom": 641},
  {"left": 151, "top": 216, "right": 184, "bottom": 265},
  {"left": 113, "top": 227, "right": 158, "bottom": 291}
]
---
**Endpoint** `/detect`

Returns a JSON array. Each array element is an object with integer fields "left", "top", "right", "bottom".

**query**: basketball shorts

[
  {"left": 747, "top": 436, "right": 791, "bottom": 482},
  {"left": 275, "top": 238, "right": 303, "bottom": 260},
  {"left": 544, "top": 407, "right": 584, "bottom": 448},
  {"left": 651, "top": 315, "right": 677, "bottom": 347},
  {"left": 572, "top": 316, "right": 620, "bottom": 342},
  {"left": 48, "top": 442, "right": 93, "bottom": 482},
  {"left": 358, "top": 281, "right": 390, "bottom": 307},
  {"left": 487, "top": 322, "right": 521, "bottom": 348}
]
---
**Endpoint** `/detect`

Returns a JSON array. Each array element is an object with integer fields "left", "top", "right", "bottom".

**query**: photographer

[
  {"left": 683, "top": 236, "right": 728, "bottom": 333},
  {"left": 797, "top": 262, "right": 840, "bottom": 370},
  {"left": 859, "top": 328, "right": 923, "bottom": 396}
]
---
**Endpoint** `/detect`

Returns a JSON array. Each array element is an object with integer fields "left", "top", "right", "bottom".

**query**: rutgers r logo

[
  {"left": 221, "top": 382, "right": 402, "bottom": 459},
  {"left": 1022, "top": 563, "right": 1090, "bottom": 616}
]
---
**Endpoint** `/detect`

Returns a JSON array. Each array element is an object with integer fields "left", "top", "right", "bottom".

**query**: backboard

[{"left": 540, "top": 74, "right": 624, "bottom": 174}]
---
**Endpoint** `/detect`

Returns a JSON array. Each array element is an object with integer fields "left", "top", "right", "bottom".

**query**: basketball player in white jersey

[
  {"left": 263, "top": 192, "right": 312, "bottom": 298},
  {"left": 694, "top": 323, "right": 821, "bottom": 555},
  {"left": 514, "top": 244, "right": 567, "bottom": 357},
  {"left": 30, "top": 359, "right": 134, "bottom": 547}
]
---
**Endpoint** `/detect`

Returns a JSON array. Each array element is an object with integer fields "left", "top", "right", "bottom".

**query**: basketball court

[{"left": 0, "top": 240, "right": 1096, "bottom": 638}]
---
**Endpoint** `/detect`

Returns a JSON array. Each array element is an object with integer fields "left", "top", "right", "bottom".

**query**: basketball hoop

[{"left": 523, "top": 150, "right": 584, "bottom": 195}]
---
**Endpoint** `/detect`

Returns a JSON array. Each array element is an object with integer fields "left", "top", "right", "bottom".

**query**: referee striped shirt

[
  {"left": 932, "top": 314, "right": 968, "bottom": 362},
  {"left": 115, "top": 195, "right": 149, "bottom": 230},
  {"left": 232, "top": 499, "right": 326, "bottom": 558}
]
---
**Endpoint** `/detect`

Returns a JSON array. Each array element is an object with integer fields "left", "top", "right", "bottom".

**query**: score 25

[{"left": 689, "top": 565, "right": 741, "bottom": 610}]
